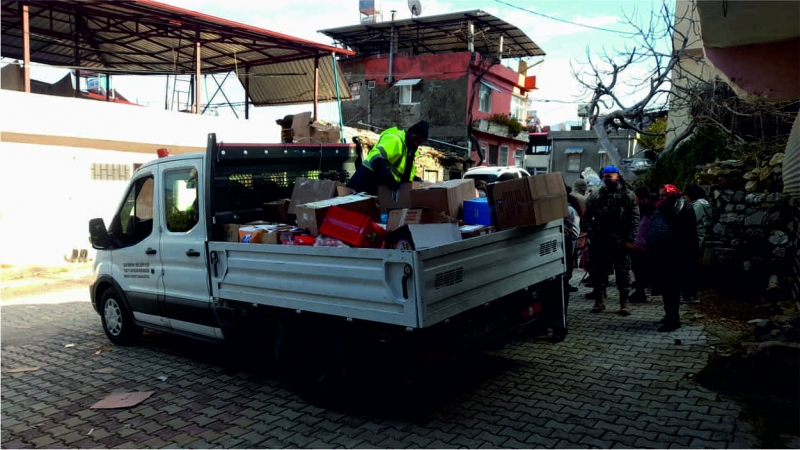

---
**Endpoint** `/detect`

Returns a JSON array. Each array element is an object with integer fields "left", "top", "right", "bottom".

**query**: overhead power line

[{"left": 493, "top": 0, "right": 638, "bottom": 36}]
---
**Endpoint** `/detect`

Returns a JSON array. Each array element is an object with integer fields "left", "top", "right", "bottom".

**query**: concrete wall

[
  {"left": 549, "top": 130, "right": 637, "bottom": 186},
  {"left": 337, "top": 52, "right": 527, "bottom": 151},
  {"left": 0, "top": 89, "right": 277, "bottom": 266},
  {"left": 338, "top": 53, "right": 472, "bottom": 147}
]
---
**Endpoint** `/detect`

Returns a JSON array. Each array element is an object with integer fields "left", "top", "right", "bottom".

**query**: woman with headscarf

[{"left": 646, "top": 184, "right": 698, "bottom": 332}]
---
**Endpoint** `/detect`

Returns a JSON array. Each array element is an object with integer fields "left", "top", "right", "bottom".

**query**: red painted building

[{"left": 321, "top": 10, "right": 544, "bottom": 173}]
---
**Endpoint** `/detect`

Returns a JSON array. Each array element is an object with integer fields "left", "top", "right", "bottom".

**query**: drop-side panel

[
  {"left": 208, "top": 243, "right": 419, "bottom": 327},
  {"left": 415, "top": 221, "right": 565, "bottom": 328}
]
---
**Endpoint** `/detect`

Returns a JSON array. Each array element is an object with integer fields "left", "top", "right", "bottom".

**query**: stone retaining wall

[{"left": 696, "top": 153, "right": 799, "bottom": 299}]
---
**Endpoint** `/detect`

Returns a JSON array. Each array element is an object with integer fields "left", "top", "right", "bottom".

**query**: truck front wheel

[{"left": 100, "top": 288, "right": 143, "bottom": 346}]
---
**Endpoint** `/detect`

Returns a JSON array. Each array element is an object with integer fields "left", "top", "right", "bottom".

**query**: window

[
  {"left": 164, "top": 168, "right": 199, "bottom": 233},
  {"left": 598, "top": 149, "right": 611, "bottom": 168},
  {"left": 499, "top": 146, "right": 509, "bottom": 166},
  {"left": 111, "top": 175, "right": 154, "bottom": 247},
  {"left": 91, "top": 163, "right": 131, "bottom": 181},
  {"left": 488, "top": 144, "right": 499, "bottom": 165},
  {"left": 479, "top": 84, "right": 493, "bottom": 112},
  {"left": 423, "top": 170, "right": 439, "bottom": 183},
  {"left": 349, "top": 82, "right": 361, "bottom": 101},
  {"left": 396, "top": 79, "right": 422, "bottom": 105},
  {"left": 567, "top": 154, "right": 581, "bottom": 172},
  {"left": 511, "top": 96, "right": 526, "bottom": 121},
  {"left": 514, "top": 149, "right": 524, "bottom": 167}
]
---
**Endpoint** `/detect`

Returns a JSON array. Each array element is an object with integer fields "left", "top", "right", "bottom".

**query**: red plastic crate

[{"left": 319, "top": 206, "right": 386, "bottom": 248}]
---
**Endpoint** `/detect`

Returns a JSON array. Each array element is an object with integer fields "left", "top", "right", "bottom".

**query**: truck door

[
  {"left": 108, "top": 168, "right": 169, "bottom": 328},
  {"left": 159, "top": 159, "right": 219, "bottom": 339}
]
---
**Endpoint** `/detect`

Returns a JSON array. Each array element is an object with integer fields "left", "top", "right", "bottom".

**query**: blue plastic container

[{"left": 463, "top": 198, "right": 492, "bottom": 226}]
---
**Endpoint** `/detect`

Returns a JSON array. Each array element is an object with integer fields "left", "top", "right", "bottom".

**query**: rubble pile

[{"left": 696, "top": 153, "right": 799, "bottom": 298}]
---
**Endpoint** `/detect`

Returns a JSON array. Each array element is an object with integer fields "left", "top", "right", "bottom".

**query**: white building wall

[{"left": 0, "top": 90, "right": 286, "bottom": 266}]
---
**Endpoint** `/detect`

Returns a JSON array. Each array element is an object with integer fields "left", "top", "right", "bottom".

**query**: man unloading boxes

[{"left": 347, "top": 121, "right": 429, "bottom": 195}]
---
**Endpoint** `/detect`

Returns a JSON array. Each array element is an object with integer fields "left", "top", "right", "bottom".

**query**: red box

[{"left": 319, "top": 206, "right": 386, "bottom": 248}]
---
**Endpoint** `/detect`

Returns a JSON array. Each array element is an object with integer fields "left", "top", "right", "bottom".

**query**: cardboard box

[
  {"left": 377, "top": 182, "right": 423, "bottom": 214},
  {"left": 238, "top": 225, "right": 268, "bottom": 243},
  {"left": 336, "top": 184, "right": 356, "bottom": 197},
  {"left": 410, "top": 178, "right": 477, "bottom": 220},
  {"left": 295, "top": 195, "right": 379, "bottom": 236},
  {"left": 486, "top": 172, "right": 568, "bottom": 230},
  {"left": 263, "top": 199, "right": 290, "bottom": 224},
  {"left": 221, "top": 224, "right": 241, "bottom": 242},
  {"left": 310, "top": 122, "right": 342, "bottom": 144},
  {"left": 263, "top": 227, "right": 306, "bottom": 244},
  {"left": 291, "top": 111, "right": 313, "bottom": 142},
  {"left": 319, "top": 206, "right": 386, "bottom": 248},
  {"left": 385, "top": 223, "right": 462, "bottom": 251},
  {"left": 287, "top": 177, "right": 338, "bottom": 214},
  {"left": 463, "top": 197, "right": 492, "bottom": 226},
  {"left": 460, "top": 224, "right": 495, "bottom": 239},
  {"left": 386, "top": 207, "right": 457, "bottom": 232}
]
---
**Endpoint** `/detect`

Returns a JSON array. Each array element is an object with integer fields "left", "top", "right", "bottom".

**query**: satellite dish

[{"left": 408, "top": 0, "right": 422, "bottom": 16}]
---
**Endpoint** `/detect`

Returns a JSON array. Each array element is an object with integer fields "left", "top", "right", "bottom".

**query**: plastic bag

[
  {"left": 314, "top": 235, "right": 351, "bottom": 248},
  {"left": 581, "top": 167, "right": 602, "bottom": 186}
]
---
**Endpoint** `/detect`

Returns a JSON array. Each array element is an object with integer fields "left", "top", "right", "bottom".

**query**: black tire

[{"left": 100, "top": 288, "right": 143, "bottom": 346}]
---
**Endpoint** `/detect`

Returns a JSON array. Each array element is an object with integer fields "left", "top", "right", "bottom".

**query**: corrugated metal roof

[
  {"left": 784, "top": 112, "right": 800, "bottom": 199},
  {"left": 0, "top": 0, "right": 355, "bottom": 106},
  {"left": 243, "top": 57, "right": 351, "bottom": 106},
  {"left": 320, "top": 10, "right": 545, "bottom": 59}
]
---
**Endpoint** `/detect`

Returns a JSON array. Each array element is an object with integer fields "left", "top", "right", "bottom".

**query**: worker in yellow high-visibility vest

[{"left": 347, "top": 121, "right": 429, "bottom": 195}]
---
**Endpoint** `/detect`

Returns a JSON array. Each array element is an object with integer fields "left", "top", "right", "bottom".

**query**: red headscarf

[{"left": 660, "top": 184, "right": 681, "bottom": 199}]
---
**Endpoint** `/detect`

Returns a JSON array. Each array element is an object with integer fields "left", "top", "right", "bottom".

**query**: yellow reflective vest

[{"left": 363, "top": 127, "right": 417, "bottom": 182}]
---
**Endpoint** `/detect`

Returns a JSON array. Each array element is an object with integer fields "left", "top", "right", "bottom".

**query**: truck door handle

[
  {"left": 401, "top": 265, "right": 412, "bottom": 300},
  {"left": 145, "top": 248, "right": 157, "bottom": 255},
  {"left": 186, "top": 249, "right": 201, "bottom": 257}
]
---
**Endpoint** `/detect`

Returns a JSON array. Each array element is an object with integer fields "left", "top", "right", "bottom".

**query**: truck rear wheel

[
  {"left": 279, "top": 323, "right": 346, "bottom": 397},
  {"left": 100, "top": 288, "right": 143, "bottom": 346}
]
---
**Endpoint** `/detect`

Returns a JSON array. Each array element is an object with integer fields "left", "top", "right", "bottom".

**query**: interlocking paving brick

[{"left": 0, "top": 279, "right": 777, "bottom": 450}]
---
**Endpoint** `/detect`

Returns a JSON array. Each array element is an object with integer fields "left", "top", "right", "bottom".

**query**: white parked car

[{"left": 463, "top": 166, "right": 531, "bottom": 184}]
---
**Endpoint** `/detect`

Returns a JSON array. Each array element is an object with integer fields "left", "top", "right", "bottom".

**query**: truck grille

[
  {"left": 435, "top": 267, "right": 464, "bottom": 290},
  {"left": 539, "top": 239, "right": 559, "bottom": 256}
]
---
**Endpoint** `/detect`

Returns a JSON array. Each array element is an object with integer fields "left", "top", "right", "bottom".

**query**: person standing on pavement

[
  {"left": 630, "top": 187, "right": 655, "bottom": 303},
  {"left": 647, "top": 184, "right": 699, "bottom": 332},
  {"left": 682, "top": 183, "right": 711, "bottom": 303},
  {"left": 583, "top": 165, "right": 640, "bottom": 316}
]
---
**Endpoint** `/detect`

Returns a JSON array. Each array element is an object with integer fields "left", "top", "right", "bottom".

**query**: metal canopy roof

[
  {"left": 319, "top": 10, "right": 545, "bottom": 59},
  {"left": 0, "top": 0, "right": 355, "bottom": 105}
]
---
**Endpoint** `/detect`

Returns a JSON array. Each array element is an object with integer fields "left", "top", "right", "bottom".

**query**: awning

[
  {"left": 565, "top": 148, "right": 584, "bottom": 154},
  {"left": 598, "top": 149, "right": 606, "bottom": 154},
  {"left": 480, "top": 80, "right": 501, "bottom": 92},
  {"left": 394, "top": 78, "right": 422, "bottom": 87}
]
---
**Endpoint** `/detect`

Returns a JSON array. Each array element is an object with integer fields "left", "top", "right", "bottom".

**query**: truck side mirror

[{"left": 89, "top": 218, "right": 110, "bottom": 249}]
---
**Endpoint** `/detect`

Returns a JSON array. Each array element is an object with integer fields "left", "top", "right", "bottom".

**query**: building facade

[
  {"left": 321, "top": 10, "right": 544, "bottom": 173},
  {"left": 549, "top": 129, "right": 638, "bottom": 186}
]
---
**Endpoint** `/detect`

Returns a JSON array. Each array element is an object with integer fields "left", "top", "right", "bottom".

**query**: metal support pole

[
  {"left": 74, "top": 42, "right": 81, "bottom": 97},
  {"left": 332, "top": 52, "right": 346, "bottom": 144},
  {"left": 497, "top": 35, "right": 504, "bottom": 60},
  {"left": 313, "top": 54, "right": 319, "bottom": 121},
  {"left": 388, "top": 10, "right": 396, "bottom": 83},
  {"left": 22, "top": 5, "right": 31, "bottom": 93},
  {"left": 244, "top": 65, "right": 250, "bottom": 120},
  {"left": 195, "top": 40, "right": 201, "bottom": 114},
  {"left": 468, "top": 21, "right": 474, "bottom": 53},
  {"left": 105, "top": 73, "right": 110, "bottom": 101}
]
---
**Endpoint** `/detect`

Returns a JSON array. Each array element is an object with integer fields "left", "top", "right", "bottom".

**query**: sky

[{"left": 9, "top": 0, "right": 673, "bottom": 132}]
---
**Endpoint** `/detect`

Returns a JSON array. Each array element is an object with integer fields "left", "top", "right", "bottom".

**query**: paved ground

[{"left": 1, "top": 273, "right": 772, "bottom": 449}]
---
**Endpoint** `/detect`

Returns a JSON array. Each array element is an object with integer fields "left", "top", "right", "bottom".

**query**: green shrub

[{"left": 640, "top": 127, "right": 732, "bottom": 190}]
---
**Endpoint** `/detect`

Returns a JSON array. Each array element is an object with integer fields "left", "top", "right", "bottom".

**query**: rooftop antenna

[{"left": 408, "top": 0, "right": 422, "bottom": 16}]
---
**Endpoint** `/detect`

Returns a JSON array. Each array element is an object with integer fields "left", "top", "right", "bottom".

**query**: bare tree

[{"left": 572, "top": 1, "right": 704, "bottom": 180}]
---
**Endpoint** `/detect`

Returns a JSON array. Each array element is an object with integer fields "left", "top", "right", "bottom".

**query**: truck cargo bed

[{"left": 208, "top": 221, "right": 564, "bottom": 329}]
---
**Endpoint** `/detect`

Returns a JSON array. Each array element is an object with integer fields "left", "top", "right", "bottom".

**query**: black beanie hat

[{"left": 407, "top": 121, "right": 429, "bottom": 140}]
